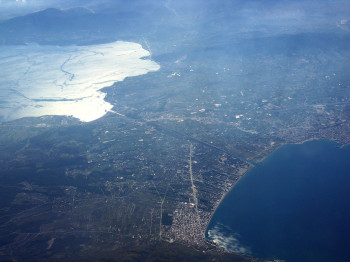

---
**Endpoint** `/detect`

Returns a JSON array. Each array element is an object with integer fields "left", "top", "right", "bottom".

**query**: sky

[{"left": 1, "top": 0, "right": 349, "bottom": 33}]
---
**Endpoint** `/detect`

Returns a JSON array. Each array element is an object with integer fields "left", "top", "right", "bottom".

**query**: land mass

[
  {"left": 1, "top": 2, "right": 350, "bottom": 261},
  {"left": 1, "top": 33, "right": 350, "bottom": 260}
]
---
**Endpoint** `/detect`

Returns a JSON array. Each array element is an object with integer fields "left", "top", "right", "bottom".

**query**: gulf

[{"left": 206, "top": 140, "right": 350, "bottom": 262}]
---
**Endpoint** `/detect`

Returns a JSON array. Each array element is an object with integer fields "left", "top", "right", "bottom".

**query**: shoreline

[
  {"left": 204, "top": 165, "right": 252, "bottom": 238},
  {"left": 203, "top": 137, "right": 348, "bottom": 244}
]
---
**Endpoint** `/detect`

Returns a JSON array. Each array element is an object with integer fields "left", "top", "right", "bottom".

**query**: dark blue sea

[{"left": 206, "top": 140, "right": 350, "bottom": 262}]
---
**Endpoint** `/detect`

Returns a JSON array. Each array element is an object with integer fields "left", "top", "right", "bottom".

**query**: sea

[{"left": 206, "top": 140, "right": 350, "bottom": 262}]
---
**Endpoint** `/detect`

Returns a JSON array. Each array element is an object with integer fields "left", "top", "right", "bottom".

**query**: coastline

[
  {"left": 204, "top": 165, "right": 253, "bottom": 238},
  {"left": 0, "top": 41, "right": 159, "bottom": 123},
  {"left": 204, "top": 137, "right": 348, "bottom": 245},
  {"left": 205, "top": 138, "right": 350, "bottom": 261}
]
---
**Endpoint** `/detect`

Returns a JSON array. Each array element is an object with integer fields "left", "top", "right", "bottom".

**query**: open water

[{"left": 207, "top": 140, "right": 350, "bottom": 262}]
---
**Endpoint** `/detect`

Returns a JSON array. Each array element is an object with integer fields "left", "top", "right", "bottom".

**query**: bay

[{"left": 207, "top": 140, "right": 350, "bottom": 262}]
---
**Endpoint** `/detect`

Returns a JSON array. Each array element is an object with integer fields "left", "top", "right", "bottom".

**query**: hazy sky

[{"left": 1, "top": 0, "right": 349, "bottom": 34}]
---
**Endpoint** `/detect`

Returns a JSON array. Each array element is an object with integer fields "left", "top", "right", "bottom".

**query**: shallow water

[{"left": 0, "top": 41, "right": 160, "bottom": 122}]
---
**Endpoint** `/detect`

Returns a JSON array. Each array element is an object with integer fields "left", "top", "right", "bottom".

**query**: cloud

[{"left": 207, "top": 223, "right": 252, "bottom": 255}]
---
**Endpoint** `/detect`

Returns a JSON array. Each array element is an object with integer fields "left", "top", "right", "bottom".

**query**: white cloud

[{"left": 207, "top": 223, "right": 252, "bottom": 255}]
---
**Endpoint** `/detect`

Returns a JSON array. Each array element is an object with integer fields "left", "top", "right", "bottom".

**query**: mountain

[{"left": 0, "top": 7, "right": 152, "bottom": 45}]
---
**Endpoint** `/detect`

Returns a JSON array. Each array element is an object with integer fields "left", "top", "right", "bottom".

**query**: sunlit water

[
  {"left": 0, "top": 41, "right": 160, "bottom": 122},
  {"left": 207, "top": 140, "right": 350, "bottom": 262}
]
